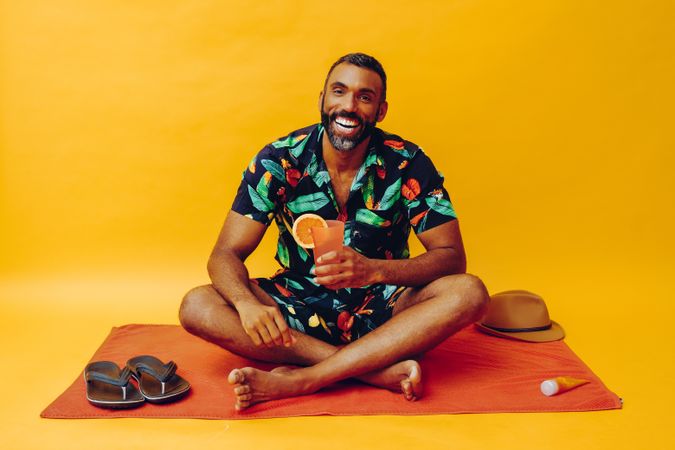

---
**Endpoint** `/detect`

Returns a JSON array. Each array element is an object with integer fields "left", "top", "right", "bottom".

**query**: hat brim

[{"left": 474, "top": 321, "right": 565, "bottom": 343}]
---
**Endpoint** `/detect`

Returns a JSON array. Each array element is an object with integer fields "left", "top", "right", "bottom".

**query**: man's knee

[
  {"left": 457, "top": 273, "right": 489, "bottom": 319},
  {"left": 179, "top": 285, "right": 215, "bottom": 332},
  {"left": 438, "top": 273, "right": 489, "bottom": 321}
]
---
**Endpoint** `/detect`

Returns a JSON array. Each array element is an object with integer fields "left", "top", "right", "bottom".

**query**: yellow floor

[{"left": 1, "top": 260, "right": 672, "bottom": 450}]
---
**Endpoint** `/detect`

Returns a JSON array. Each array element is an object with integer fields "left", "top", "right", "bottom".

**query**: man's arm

[
  {"left": 208, "top": 210, "right": 294, "bottom": 347},
  {"left": 313, "top": 220, "right": 466, "bottom": 289}
]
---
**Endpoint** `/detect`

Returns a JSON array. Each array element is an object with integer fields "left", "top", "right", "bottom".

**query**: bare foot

[
  {"left": 273, "top": 361, "right": 422, "bottom": 400},
  {"left": 358, "top": 360, "right": 423, "bottom": 401},
  {"left": 228, "top": 367, "right": 313, "bottom": 411},
  {"left": 229, "top": 361, "right": 422, "bottom": 410}
]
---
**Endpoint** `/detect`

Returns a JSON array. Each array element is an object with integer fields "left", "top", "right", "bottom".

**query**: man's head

[
  {"left": 324, "top": 53, "right": 387, "bottom": 102},
  {"left": 320, "top": 53, "right": 388, "bottom": 152}
]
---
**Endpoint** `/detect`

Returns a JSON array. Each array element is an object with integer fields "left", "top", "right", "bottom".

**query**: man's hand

[
  {"left": 313, "top": 246, "right": 381, "bottom": 289},
  {"left": 235, "top": 301, "right": 295, "bottom": 348}
]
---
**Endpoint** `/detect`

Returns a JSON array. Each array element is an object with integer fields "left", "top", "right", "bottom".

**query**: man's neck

[{"left": 321, "top": 133, "right": 371, "bottom": 175}]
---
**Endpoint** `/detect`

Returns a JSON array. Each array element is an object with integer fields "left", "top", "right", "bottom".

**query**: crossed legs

[
  {"left": 179, "top": 281, "right": 426, "bottom": 400},
  {"left": 179, "top": 273, "right": 488, "bottom": 410}
]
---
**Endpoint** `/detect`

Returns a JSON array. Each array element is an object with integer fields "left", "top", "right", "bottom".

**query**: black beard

[{"left": 321, "top": 109, "right": 376, "bottom": 153}]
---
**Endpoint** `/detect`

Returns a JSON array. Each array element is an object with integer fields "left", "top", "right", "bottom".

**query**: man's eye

[
  {"left": 333, "top": 89, "right": 343, "bottom": 95},
  {"left": 359, "top": 95, "right": 372, "bottom": 102}
]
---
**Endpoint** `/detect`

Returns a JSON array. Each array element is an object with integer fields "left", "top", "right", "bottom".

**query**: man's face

[{"left": 320, "top": 63, "right": 388, "bottom": 152}]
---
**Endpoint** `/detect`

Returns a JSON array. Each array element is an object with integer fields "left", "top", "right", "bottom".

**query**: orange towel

[{"left": 41, "top": 324, "right": 621, "bottom": 419}]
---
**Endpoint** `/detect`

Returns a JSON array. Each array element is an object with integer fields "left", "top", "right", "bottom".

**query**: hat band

[{"left": 483, "top": 323, "right": 552, "bottom": 333}]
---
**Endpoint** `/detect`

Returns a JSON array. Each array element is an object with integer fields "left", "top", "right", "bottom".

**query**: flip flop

[
  {"left": 126, "top": 355, "right": 191, "bottom": 404},
  {"left": 83, "top": 361, "right": 145, "bottom": 409}
]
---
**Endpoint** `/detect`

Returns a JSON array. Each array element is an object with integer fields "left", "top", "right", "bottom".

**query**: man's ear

[
  {"left": 318, "top": 91, "right": 324, "bottom": 112},
  {"left": 377, "top": 101, "right": 388, "bottom": 123}
]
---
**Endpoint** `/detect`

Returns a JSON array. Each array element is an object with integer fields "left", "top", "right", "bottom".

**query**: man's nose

[{"left": 340, "top": 93, "right": 357, "bottom": 112}]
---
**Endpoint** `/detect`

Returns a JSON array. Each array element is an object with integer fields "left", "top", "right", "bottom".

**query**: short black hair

[{"left": 324, "top": 53, "right": 387, "bottom": 101}]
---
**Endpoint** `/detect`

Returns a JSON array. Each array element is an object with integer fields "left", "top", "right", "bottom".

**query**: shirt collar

[{"left": 307, "top": 125, "right": 385, "bottom": 175}]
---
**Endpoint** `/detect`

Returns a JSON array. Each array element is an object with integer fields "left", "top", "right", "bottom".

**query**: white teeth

[
  {"left": 335, "top": 118, "right": 358, "bottom": 127},
  {"left": 335, "top": 123, "right": 357, "bottom": 133}
]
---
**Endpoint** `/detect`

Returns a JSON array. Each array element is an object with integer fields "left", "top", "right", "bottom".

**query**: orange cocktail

[{"left": 311, "top": 220, "right": 344, "bottom": 262}]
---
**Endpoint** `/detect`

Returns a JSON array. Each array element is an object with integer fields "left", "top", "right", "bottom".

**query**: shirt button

[{"left": 353, "top": 230, "right": 361, "bottom": 239}]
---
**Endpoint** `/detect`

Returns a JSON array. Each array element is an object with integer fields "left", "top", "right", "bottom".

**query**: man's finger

[
  {"left": 264, "top": 317, "right": 284, "bottom": 346},
  {"left": 316, "top": 251, "right": 336, "bottom": 264},
  {"left": 272, "top": 313, "right": 293, "bottom": 347},
  {"left": 317, "top": 250, "right": 343, "bottom": 264},
  {"left": 314, "top": 275, "right": 335, "bottom": 285},
  {"left": 315, "top": 270, "right": 349, "bottom": 285},
  {"left": 257, "top": 325, "right": 275, "bottom": 347},
  {"left": 314, "top": 263, "right": 344, "bottom": 276},
  {"left": 245, "top": 327, "right": 263, "bottom": 347}
]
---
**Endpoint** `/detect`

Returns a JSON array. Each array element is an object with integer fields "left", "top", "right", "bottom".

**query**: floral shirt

[{"left": 231, "top": 123, "right": 457, "bottom": 277}]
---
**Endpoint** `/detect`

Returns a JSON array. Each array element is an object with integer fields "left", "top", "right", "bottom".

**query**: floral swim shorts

[{"left": 252, "top": 271, "right": 408, "bottom": 346}]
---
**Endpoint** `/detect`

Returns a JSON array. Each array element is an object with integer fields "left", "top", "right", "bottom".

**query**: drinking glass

[{"left": 311, "top": 220, "right": 345, "bottom": 262}]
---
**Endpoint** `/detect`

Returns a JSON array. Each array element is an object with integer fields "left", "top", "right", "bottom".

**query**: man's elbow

[
  {"left": 207, "top": 250, "right": 229, "bottom": 278},
  {"left": 452, "top": 260, "right": 467, "bottom": 275},
  {"left": 206, "top": 253, "right": 218, "bottom": 279},
  {"left": 448, "top": 248, "right": 467, "bottom": 275},
  {"left": 207, "top": 247, "right": 245, "bottom": 278}
]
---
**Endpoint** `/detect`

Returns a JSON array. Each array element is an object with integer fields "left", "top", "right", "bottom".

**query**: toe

[
  {"left": 228, "top": 369, "right": 245, "bottom": 385},
  {"left": 409, "top": 364, "right": 421, "bottom": 383},
  {"left": 235, "top": 400, "right": 250, "bottom": 411},
  {"left": 235, "top": 385, "right": 250, "bottom": 395},
  {"left": 401, "top": 379, "right": 415, "bottom": 401},
  {"left": 408, "top": 363, "right": 423, "bottom": 399}
]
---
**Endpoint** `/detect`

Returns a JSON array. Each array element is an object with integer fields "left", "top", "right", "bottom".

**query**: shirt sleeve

[
  {"left": 231, "top": 145, "right": 285, "bottom": 226},
  {"left": 402, "top": 150, "right": 457, "bottom": 234}
]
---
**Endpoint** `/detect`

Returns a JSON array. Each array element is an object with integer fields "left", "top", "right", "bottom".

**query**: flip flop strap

[
  {"left": 135, "top": 360, "right": 177, "bottom": 382},
  {"left": 85, "top": 366, "right": 132, "bottom": 387}
]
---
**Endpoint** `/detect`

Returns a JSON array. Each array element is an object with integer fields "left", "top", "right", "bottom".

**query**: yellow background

[{"left": 1, "top": 1, "right": 673, "bottom": 449}]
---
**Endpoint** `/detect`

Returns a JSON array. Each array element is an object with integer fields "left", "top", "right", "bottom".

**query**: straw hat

[{"left": 475, "top": 290, "right": 565, "bottom": 342}]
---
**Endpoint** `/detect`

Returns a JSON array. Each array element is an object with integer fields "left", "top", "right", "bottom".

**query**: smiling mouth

[{"left": 333, "top": 116, "right": 361, "bottom": 134}]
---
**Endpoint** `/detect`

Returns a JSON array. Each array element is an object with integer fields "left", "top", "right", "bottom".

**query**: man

[{"left": 179, "top": 53, "right": 489, "bottom": 411}]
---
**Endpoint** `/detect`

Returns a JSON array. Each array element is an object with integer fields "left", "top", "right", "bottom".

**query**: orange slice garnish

[{"left": 291, "top": 213, "right": 327, "bottom": 249}]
